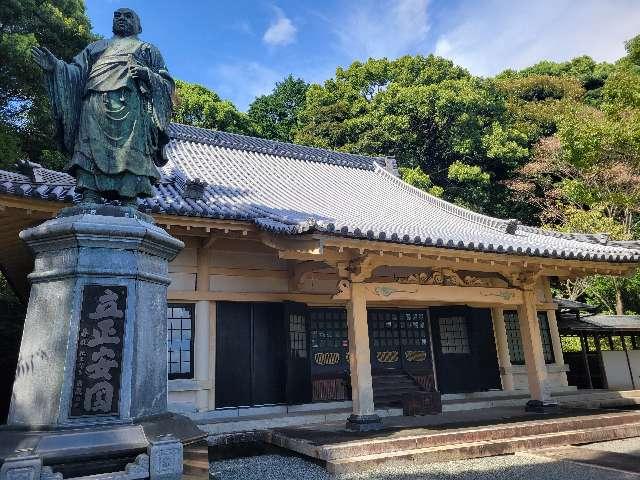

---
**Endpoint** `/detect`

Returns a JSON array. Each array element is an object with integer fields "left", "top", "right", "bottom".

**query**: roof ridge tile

[{"left": 168, "top": 122, "right": 386, "bottom": 170}]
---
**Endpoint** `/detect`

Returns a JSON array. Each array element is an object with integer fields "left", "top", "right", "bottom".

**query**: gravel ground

[
  {"left": 209, "top": 452, "right": 630, "bottom": 480},
  {"left": 582, "top": 436, "right": 640, "bottom": 457}
]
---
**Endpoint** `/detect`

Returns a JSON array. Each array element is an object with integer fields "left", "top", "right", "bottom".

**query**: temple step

[
  {"left": 373, "top": 373, "right": 423, "bottom": 405},
  {"left": 183, "top": 442, "right": 209, "bottom": 478}
]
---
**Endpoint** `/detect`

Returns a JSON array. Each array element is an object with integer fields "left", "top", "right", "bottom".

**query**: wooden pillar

[
  {"left": 194, "top": 247, "right": 211, "bottom": 411},
  {"left": 547, "top": 310, "right": 564, "bottom": 365},
  {"left": 491, "top": 308, "right": 515, "bottom": 391},
  {"left": 581, "top": 335, "right": 594, "bottom": 390},
  {"left": 345, "top": 282, "right": 382, "bottom": 431},
  {"left": 208, "top": 301, "right": 217, "bottom": 410},
  {"left": 517, "top": 286, "right": 549, "bottom": 402}
]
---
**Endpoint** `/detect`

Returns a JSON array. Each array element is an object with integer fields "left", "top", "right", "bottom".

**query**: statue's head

[{"left": 112, "top": 8, "right": 142, "bottom": 37}]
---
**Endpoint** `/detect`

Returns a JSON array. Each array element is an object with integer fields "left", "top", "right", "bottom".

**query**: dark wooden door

[
  {"left": 469, "top": 308, "right": 501, "bottom": 391},
  {"left": 284, "top": 302, "right": 311, "bottom": 404},
  {"left": 430, "top": 306, "right": 501, "bottom": 394},
  {"left": 368, "top": 309, "right": 433, "bottom": 380},
  {"left": 368, "top": 310, "right": 402, "bottom": 372},
  {"left": 215, "top": 302, "right": 286, "bottom": 408},
  {"left": 430, "top": 306, "right": 473, "bottom": 393},
  {"left": 215, "top": 302, "right": 252, "bottom": 407},
  {"left": 398, "top": 310, "right": 432, "bottom": 376},
  {"left": 252, "top": 302, "right": 286, "bottom": 405}
]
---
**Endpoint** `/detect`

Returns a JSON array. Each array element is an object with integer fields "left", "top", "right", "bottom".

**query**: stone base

[
  {"left": 525, "top": 399, "right": 559, "bottom": 413},
  {"left": 345, "top": 414, "right": 384, "bottom": 432},
  {"left": 8, "top": 211, "right": 184, "bottom": 428},
  {"left": 0, "top": 413, "right": 204, "bottom": 478}
]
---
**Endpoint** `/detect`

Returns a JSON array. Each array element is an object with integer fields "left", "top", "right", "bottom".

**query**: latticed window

[
  {"left": 438, "top": 316, "right": 470, "bottom": 354},
  {"left": 309, "top": 309, "right": 348, "bottom": 349},
  {"left": 369, "top": 311, "right": 400, "bottom": 348},
  {"left": 289, "top": 313, "right": 307, "bottom": 358},
  {"left": 504, "top": 311, "right": 555, "bottom": 365},
  {"left": 398, "top": 311, "right": 428, "bottom": 347},
  {"left": 537, "top": 312, "right": 555, "bottom": 364},
  {"left": 167, "top": 303, "right": 194, "bottom": 379},
  {"left": 504, "top": 310, "right": 525, "bottom": 365}
]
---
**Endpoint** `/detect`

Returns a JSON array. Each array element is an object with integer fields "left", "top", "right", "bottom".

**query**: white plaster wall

[
  {"left": 602, "top": 351, "right": 634, "bottom": 390},
  {"left": 209, "top": 274, "right": 288, "bottom": 292},
  {"left": 210, "top": 249, "right": 287, "bottom": 270}
]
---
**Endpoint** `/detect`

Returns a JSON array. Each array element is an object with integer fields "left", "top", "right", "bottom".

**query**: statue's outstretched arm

[
  {"left": 32, "top": 46, "right": 59, "bottom": 72},
  {"left": 34, "top": 45, "right": 88, "bottom": 155}
]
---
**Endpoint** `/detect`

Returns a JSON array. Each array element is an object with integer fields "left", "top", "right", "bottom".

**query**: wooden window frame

[{"left": 167, "top": 303, "right": 195, "bottom": 380}]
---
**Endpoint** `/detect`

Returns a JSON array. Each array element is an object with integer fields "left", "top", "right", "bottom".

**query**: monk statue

[{"left": 32, "top": 8, "right": 174, "bottom": 206}]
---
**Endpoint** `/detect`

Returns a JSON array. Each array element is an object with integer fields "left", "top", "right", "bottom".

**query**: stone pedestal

[{"left": 8, "top": 208, "right": 184, "bottom": 427}]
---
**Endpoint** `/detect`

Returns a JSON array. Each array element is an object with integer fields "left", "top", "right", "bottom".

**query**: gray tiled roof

[
  {"left": 554, "top": 298, "right": 598, "bottom": 312},
  {"left": 1, "top": 123, "right": 640, "bottom": 263},
  {"left": 559, "top": 314, "right": 640, "bottom": 332}
]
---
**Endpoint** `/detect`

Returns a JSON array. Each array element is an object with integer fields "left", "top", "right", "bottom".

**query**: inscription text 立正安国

[{"left": 70, "top": 285, "right": 127, "bottom": 417}]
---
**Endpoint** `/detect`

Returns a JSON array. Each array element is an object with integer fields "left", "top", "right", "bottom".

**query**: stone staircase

[
  {"left": 373, "top": 373, "right": 424, "bottom": 406},
  {"left": 183, "top": 442, "right": 209, "bottom": 479},
  {"left": 268, "top": 410, "right": 640, "bottom": 474}
]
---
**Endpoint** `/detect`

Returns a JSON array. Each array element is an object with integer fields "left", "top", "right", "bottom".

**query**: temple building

[{"left": 2, "top": 123, "right": 640, "bottom": 426}]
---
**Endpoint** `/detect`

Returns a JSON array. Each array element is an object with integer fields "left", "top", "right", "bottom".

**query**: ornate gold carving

[
  {"left": 399, "top": 268, "right": 498, "bottom": 287},
  {"left": 314, "top": 352, "right": 340, "bottom": 365},
  {"left": 404, "top": 350, "right": 427, "bottom": 362},
  {"left": 376, "top": 351, "right": 399, "bottom": 363}
]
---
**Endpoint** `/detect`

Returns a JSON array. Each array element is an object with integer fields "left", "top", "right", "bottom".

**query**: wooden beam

[
  {"left": 167, "top": 290, "right": 340, "bottom": 305},
  {"left": 335, "top": 282, "right": 523, "bottom": 306}
]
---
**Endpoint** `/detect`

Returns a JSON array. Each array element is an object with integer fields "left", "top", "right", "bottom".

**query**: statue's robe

[{"left": 45, "top": 36, "right": 174, "bottom": 199}]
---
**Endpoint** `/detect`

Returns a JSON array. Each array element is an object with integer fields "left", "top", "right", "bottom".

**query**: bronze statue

[{"left": 32, "top": 8, "right": 174, "bottom": 205}]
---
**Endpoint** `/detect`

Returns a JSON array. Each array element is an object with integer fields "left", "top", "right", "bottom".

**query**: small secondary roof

[{"left": 1, "top": 123, "right": 640, "bottom": 263}]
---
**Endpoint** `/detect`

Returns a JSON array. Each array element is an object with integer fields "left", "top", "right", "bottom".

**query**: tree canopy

[
  {"left": 0, "top": 0, "right": 95, "bottom": 170},
  {"left": 247, "top": 75, "right": 308, "bottom": 142}
]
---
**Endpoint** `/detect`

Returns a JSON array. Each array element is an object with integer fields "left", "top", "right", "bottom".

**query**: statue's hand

[
  {"left": 32, "top": 46, "right": 57, "bottom": 72},
  {"left": 129, "top": 65, "right": 150, "bottom": 84}
]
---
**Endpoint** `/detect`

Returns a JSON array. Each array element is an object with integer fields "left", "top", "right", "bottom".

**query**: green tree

[
  {"left": 0, "top": 0, "right": 95, "bottom": 170},
  {"left": 172, "top": 80, "right": 253, "bottom": 135},
  {"left": 247, "top": 75, "right": 308, "bottom": 142},
  {"left": 398, "top": 165, "right": 443, "bottom": 197},
  {"left": 296, "top": 55, "right": 529, "bottom": 216}
]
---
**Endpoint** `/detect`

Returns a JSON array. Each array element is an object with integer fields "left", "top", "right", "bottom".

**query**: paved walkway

[{"left": 531, "top": 437, "right": 640, "bottom": 476}]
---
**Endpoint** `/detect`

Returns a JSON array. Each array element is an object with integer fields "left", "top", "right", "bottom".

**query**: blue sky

[{"left": 85, "top": 0, "right": 640, "bottom": 111}]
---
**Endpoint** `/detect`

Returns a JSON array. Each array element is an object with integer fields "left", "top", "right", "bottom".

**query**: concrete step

[
  {"left": 199, "top": 407, "right": 403, "bottom": 435},
  {"left": 184, "top": 447, "right": 208, "bottom": 461},
  {"left": 315, "top": 411, "right": 640, "bottom": 462},
  {"left": 325, "top": 421, "right": 640, "bottom": 474},
  {"left": 183, "top": 442, "right": 209, "bottom": 478},
  {"left": 183, "top": 458, "right": 209, "bottom": 477}
]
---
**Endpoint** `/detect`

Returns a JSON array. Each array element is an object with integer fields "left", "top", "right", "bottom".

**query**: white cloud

[
  {"left": 435, "top": 0, "right": 640, "bottom": 76},
  {"left": 263, "top": 7, "right": 297, "bottom": 47},
  {"left": 333, "top": 0, "right": 431, "bottom": 59},
  {"left": 212, "top": 61, "right": 282, "bottom": 111}
]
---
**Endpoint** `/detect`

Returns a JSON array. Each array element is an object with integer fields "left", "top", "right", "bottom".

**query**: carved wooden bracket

[
  {"left": 332, "top": 279, "right": 351, "bottom": 300},
  {"left": 348, "top": 256, "right": 377, "bottom": 282}
]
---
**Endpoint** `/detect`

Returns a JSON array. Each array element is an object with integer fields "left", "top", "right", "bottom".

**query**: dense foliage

[
  {"left": 2, "top": 2, "right": 638, "bottom": 312},
  {"left": 0, "top": 0, "right": 95, "bottom": 170}
]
